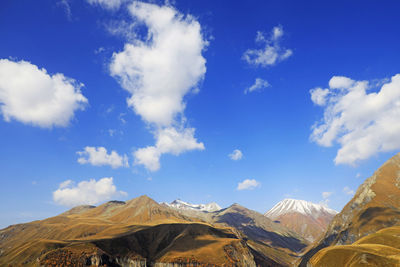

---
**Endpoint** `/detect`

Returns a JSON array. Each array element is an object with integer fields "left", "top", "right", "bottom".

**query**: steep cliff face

[{"left": 300, "top": 153, "right": 400, "bottom": 266}]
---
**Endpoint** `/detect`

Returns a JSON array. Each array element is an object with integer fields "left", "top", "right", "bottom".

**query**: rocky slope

[
  {"left": 300, "top": 152, "right": 400, "bottom": 266},
  {"left": 265, "top": 199, "right": 337, "bottom": 242},
  {"left": 0, "top": 195, "right": 307, "bottom": 266}
]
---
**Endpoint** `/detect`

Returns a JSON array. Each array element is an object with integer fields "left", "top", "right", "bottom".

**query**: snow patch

[{"left": 161, "top": 199, "right": 222, "bottom": 212}]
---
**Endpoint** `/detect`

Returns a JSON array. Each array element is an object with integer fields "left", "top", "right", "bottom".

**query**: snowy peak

[
  {"left": 161, "top": 199, "right": 222, "bottom": 212},
  {"left": 265, "top": 198, "right": 337, "bottom": 219}
]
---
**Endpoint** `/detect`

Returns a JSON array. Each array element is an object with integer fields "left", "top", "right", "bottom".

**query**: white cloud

[
  {"left": 110, "top": 2, "right": 207, "bottom": 127},
  {"left": 243, "top": 25, "right": 292, "bottom": 67},
  {"left": 310, "top": 74, "right": 400, "bottom": 165},
  {"left": 343, "top": 186, "right": 354, "bottom": 195},
  {"left": 86, "top": 0, "right": 124, "bottom": 10},
  {"left": 0, "top": 59, "right": 87, "bottom": 128},
  {"left": 329, "top": 76, "right": 355, "bottom": 89},
  {"left": 237, "top": 179, "right": 260, "bottom": 191},
  {"left": 356, "top": 173, "right": 361, "bottom": 178},
  {"left": 109, "top": 2, "right": 207, "bottom": 171},
  {"left": 134, "top": 127, "right": 204, "bottom": 171},
  {"left": 77, "top": 146, "right": 129, "bottom": 168},
  {"left": 310, "top": 88, "right": 330, "bottom": 106},
  {"left": 245, "top": 78, "right": 270, "bottom": 94},
  {"left": 53, "top": 177, "right": 127, "bottom": 207},
  {"left": 229, "top": 149, "right": 243, "bottom": 160}
]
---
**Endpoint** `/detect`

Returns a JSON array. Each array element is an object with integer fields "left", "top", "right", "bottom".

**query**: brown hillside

[
  {"left": 300, "top": 152, "right": 400, "bottom": 266},
  {"left": 308, "top": 226, "right": 400, "bottom": 266}
]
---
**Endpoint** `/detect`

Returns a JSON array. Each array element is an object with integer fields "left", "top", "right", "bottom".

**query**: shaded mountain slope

[
  {"left": 300, "top": 152, "right": 400, "bottom": 266},
  {"left": 208, "top": 203, "right": 308, "bottom": 266}
]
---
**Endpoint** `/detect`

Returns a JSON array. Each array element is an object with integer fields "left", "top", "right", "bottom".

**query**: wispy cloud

[
  {"left": 243, "top": 25, "right": 292, "bottom": 67},
  {"left": 245, "top": 78, "right": 270, "bottom": 94},
  {"left": 229, "top": 149, "right": 243, "bottom": 160}
]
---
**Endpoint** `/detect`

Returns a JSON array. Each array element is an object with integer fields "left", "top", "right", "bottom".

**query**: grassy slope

[{"left": 309, "top": 226, "right": 400, "bottom": 266}]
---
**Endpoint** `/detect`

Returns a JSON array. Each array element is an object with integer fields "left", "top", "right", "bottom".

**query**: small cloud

[
  {"left": 106, "top": 105, "right": 114, "bottom": 114},
  {"left": 86, "top": 0, "right": 125, "bottom": 10},
  {"left": 242, "top": 25, "right": 292, "bottom": 67},
  {"left": 237, "top": 179, "right": 260, "bottom": 191},
  {"left": 343, "top": 186, "right": 355, "bottom": 195},
  {"left": 229, "top": 149, "right": 243, "bottom": 160},
  {"left": 119, "top": 113, "right": 126, "bottom": 124},
  {"left": 32, "top": 181, "right": 37, "bottom": 185},
  {"left": 310, "top": 87, "right": 330, "bottom": 106},
  {"left": 53, "top": 177, "right": 127, "bottom": 207},
  {"left": 146, "top": 177, "right": 152, "bottom": 181},
  {"left": 59, "top": 180, "right": 73, "bottom": 189},
  {"left": 108, "top": 129, "right": 116, "bottom": 137},
  {"left": 244, "top": 78, "right": 270, "bottom": 94},
  {"left": 77, "top": 146, "right": 129, "bottom": 168},
  {"left": 356, "top": 173, "right": 361, "bottom": 178}
]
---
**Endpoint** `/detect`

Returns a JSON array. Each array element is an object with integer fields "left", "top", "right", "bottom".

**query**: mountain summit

[
  {"left": 161, "top": 199, "right": 222, "bottom": 212},
  {"left": 265, "top": 198, "right": 337, "bottom": 218},
  {"left": 265, "top": 199, "right": 337, "bottom": 242}
]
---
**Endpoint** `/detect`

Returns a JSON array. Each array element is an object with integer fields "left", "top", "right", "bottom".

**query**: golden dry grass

[{"left": 309, "top": 226, "right": 400, "bottom": 267}]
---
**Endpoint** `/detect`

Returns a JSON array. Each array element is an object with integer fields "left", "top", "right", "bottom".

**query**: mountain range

[
  {"left": 2, "top": 153, "right": 400, "bottom": 266},
  {"left": 0, "top": 196, "right": 308, "bottom": 266}
]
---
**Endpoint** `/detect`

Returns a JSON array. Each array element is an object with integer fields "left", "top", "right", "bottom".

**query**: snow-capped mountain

[
  {"left": 161, "top": 199, "right": 222, "bottom": 212},
  {"left": 265, "top": 199, "right": 337, "bottom": 242},
  {"left": 265, "top": 198, "right": 337, "bottom": 219}
]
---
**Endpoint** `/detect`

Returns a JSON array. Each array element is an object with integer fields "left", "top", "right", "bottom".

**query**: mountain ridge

[
  {"left": 161, "top": 199, "right": 222, "bottom": 212},
  {"left": 300, "top": 152, "right": 400, "bottom": 266}
]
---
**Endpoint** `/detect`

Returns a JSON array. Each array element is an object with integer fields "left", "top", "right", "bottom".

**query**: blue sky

[{"left": 1, "top": 0, "right": 400, "bottom": 228}]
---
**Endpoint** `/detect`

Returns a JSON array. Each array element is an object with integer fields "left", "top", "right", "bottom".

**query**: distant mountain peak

[
  {"left": 162, "top": 199, "right": 222, "bottom": 212},
  {"left": 265, "top": 198, "right": 337, "bottom": 219}
]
